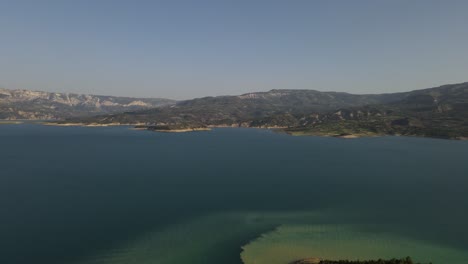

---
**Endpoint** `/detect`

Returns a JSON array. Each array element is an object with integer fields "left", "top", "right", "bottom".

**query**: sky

[{"left": 1, "top": 0, "right": 468, "bottom": 100}]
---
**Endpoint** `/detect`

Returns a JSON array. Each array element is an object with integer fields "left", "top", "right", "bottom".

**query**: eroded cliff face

[{"left": 0, "top": 88, "right": 175, "bottom": 120}]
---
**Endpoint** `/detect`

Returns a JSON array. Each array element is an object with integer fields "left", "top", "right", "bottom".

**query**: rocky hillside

[
  {"left": 287, "top": 82, "right": 468, "bottom": 139},
  {"left": 0, "top": 88, "right": 175, "bottom": 120}
]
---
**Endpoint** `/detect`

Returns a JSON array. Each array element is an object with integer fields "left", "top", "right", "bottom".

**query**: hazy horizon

[{"left": 1, "top": 0, "right": 468, "bottom": 100}]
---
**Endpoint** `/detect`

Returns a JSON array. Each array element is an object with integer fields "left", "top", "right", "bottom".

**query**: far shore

[
  {"left": 285, "top": 130, "right": 373, "bottom": 139},
  {"left": 42, "top": 122, "right": 211, "bottom": 133},
  {"left": 10, "top": 121, "right": 467, "bottom": 140},
  {"left": 35, "top": 121, "right": 373, "bottom": 138},
  {"left": 151, "top": 128, "right": 211, "bottom": 133},
  {"left": 42, "top": 122, "right": 143, "bottom": 127}
]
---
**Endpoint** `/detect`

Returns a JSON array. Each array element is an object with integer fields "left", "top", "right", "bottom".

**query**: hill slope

[{"left": 287, "top": 82, "right": 468, "bottom": 139}]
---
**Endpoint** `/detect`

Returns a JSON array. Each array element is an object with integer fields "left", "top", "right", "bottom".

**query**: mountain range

[
  {"left": 2, "top": 82, "right": 468, "bottom": 139},
  {"left": 0, "top": 88, "right": 175, "bottom": 120}
]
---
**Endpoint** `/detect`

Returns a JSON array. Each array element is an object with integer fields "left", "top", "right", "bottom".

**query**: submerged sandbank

[{"left": 241, "top": 224, "right": 468, "bottom": 264}]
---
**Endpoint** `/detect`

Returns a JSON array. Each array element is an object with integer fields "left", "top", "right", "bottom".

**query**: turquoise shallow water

[{"left": 1, "top": 124, "right": 467, "bottom": 264}]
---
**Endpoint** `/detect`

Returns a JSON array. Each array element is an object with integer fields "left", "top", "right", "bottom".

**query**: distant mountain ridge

[
  {"left": 58, "top": 85, "right": 404, "bottom": 127},
  {"left": 61, "top": 82, "right": 468, "bottom": 139},
  {"left": 0, "top": 88, "right": 175, "bottom": 120},
  {"left": 6, "top": 82, "right": 468, "bottom": 139},
  {"left": 72, "top": 88, "right": 407, "bottom": 127}
]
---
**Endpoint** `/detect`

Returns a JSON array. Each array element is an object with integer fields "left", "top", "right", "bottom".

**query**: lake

[{"left": 1, "top": 124, "right": 468, "bottom": 264}]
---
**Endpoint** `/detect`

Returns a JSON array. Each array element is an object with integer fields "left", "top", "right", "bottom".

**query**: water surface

[{"left": 1, "top": 124, "right": 467, "bottom": 263}]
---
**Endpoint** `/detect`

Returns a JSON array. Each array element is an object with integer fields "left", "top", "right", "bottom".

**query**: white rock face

[
  {"left": 125, "top": 100, "right": 151, "bottom": 107},
  {"left": 101, "top": 100, "right": 119, "bottom": 106}
]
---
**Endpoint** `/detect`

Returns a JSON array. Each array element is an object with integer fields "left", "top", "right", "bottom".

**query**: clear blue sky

[{"left": 1, "top": 0, "right": 467, "bottom": 99}]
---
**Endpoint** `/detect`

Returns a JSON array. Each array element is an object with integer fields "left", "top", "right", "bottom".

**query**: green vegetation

[{"left": 285, "top": 120, "right": 383, "bottom": 137}]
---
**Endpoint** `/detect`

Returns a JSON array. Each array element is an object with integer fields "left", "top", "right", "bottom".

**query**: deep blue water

[{"left": 1, "top": 124, "right": 467, "bottom": 264}]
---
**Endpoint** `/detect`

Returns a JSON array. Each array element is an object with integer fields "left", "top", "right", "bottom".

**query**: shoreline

[
  {"left": 284, "top": 130, "right": 375, "bottom": 139},
  {"left": 23, "top": 121, "right": 468, "bottom": 140},
  {"left": 42, "top": 122, "right": 145, "bottom": 127},
  {"left": 151, "top": 127, "right": 211, "bottom": 133}
]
